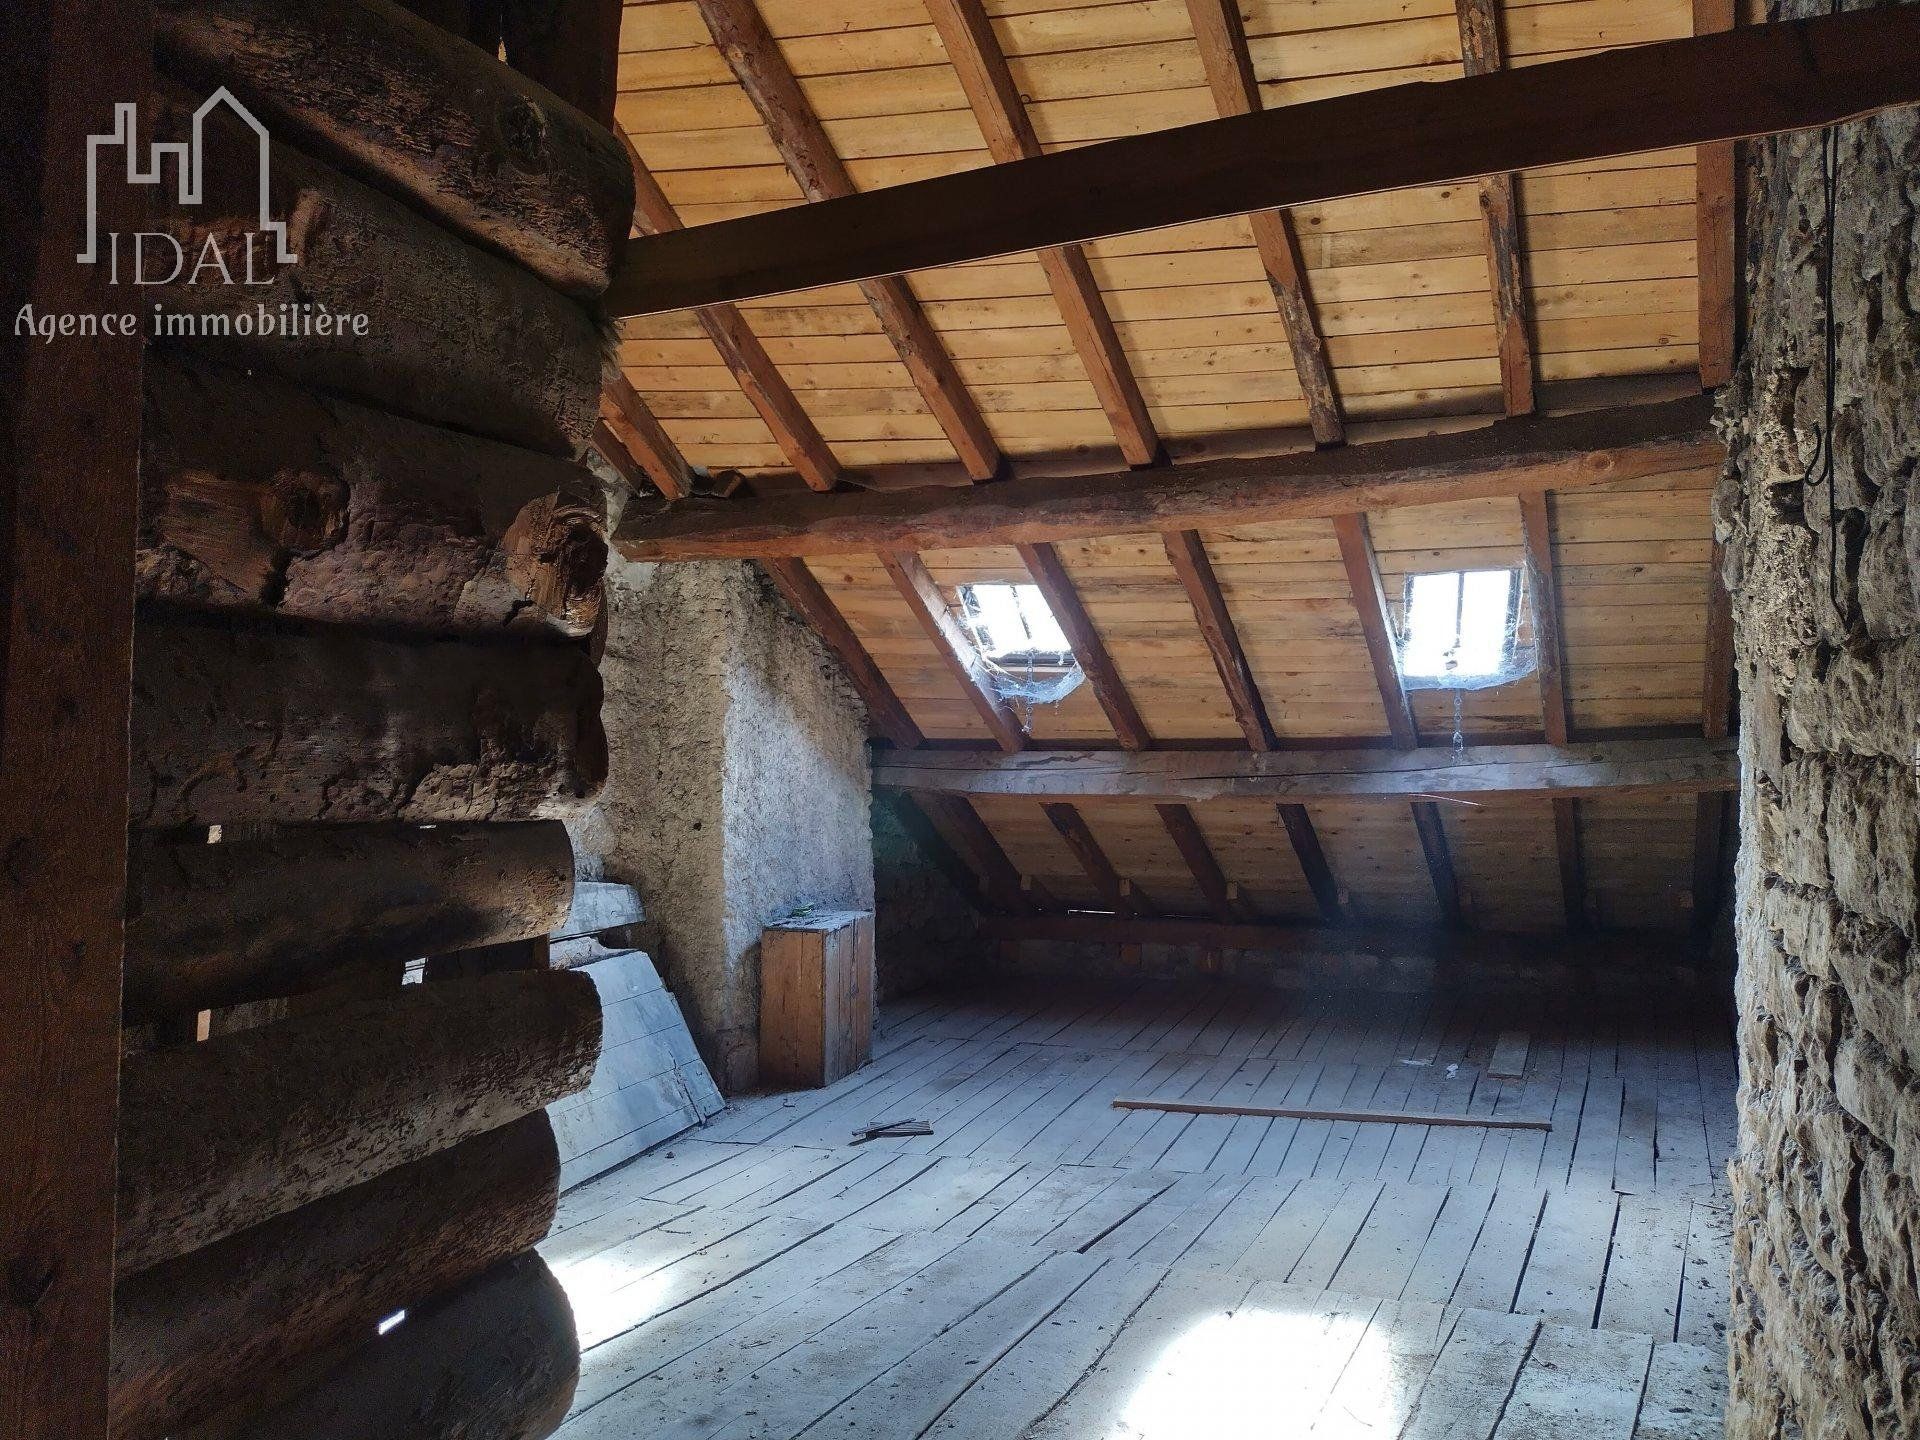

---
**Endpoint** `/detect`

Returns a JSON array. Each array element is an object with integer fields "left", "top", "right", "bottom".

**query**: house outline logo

[{"left": 79, "top": 87, "right": 296, "bottom": 267}]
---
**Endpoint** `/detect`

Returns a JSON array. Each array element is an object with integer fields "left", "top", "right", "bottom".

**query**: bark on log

[
  {"left": 125, "top": 821, "right": 575, "bottom": 1021},
  {"left": 153, "top": 0, "right": 633, "bottom": 299},
  {"left": 129, "top": 615, "right": 607, "bottom": 827},
  {"left": 116, "top": 967, "right": 599, "bottom": 1275},
  {"left": 218, "top": 1251, "right": 578, "bottom": 1440},
  {"left": 143, "top": 88, "right": 602, "bottom": 458},
  {"left": 139, "top": 356, "right": 606, "bottom": 637},
  {"left": 112, "top": 1113, "right": 560, "bottom": 1440}
]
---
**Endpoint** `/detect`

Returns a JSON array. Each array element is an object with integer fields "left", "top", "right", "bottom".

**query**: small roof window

[
  {"left": 1397, "top": 567, "right": 1532, "bottom": 690},
  {"left": 958, "top": 582, "right": 1073, "bottom": 669}
]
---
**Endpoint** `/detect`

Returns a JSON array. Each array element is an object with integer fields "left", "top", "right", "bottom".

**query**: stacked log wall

[{"left": 115, "top": 0, "right": 634, "bottom": 1435}]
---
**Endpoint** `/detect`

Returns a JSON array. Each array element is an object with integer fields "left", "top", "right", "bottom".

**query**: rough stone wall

[
  {"left": 568, "top": 556, "right": 874, "bottom": 1092},
  {"left": 1720, "top": 8, "right": 1920, "bottom": 1433}
]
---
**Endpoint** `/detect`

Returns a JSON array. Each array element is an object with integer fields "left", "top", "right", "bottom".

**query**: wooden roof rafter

[
  {"left": 1454, "top": 0, "right": 1536, "bottom": 418},
  {"left": 923, "top": 0, "right": 1161, "bottom": 468},
  {"left": 691, "top": 0, "right": 1001, "bottom": 480},
  {"left": 621, "top": 131, "right": 841, "bottom": 493},
  {"left": 1182, "top": 0, "right": 1343, "bottom": 446}
]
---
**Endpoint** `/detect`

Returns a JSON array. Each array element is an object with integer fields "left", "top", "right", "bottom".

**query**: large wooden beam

[
  {"left": 883, "top": 551, "right": 1025, "bottom": 753},
  {"left": 624, "top": 133, "right": 842, "bottom": 493},
  {"left": 131, "top": 617, "right": 607, "bottom": 827},
  {"left": 873, "top": 737, "right": 1738, "bottom": 803},
  {"left": 617, "top": 394, "right": 1719, "bottom": 560},
  {"left": 1, "top": 3, "right": 147, "bottom": 1433},
  {"left": 1332, "top": 512, "right": 1418, "bottom": 748},
  {"left": 116, "top": 968, "right": 599, "bottom": 1276},
  {"left": 927, "top": 0, "right": 1160, "bottom": 466},
  {"left": 1163, "top": 530, "right": 1277, "bottom": 752},
  {"left": 762, "top": 559, "right": 924, "bottom": 748},
  {"left": 607, "top": 8, "right": 1920, "bottom": 315},
  {"left": 155, "top": 0, "right": 633, "bottom": 300},
  {"left": 112, "top": 1113, "right": 560, "bottom": 1440},
  {"left": 1695, "top": 0, "right": 1739, "bottom": 388},
  {"left": 694, "top": 0, "right": 1000, "bottom": 480},
  {"left": 1455, "top": 0, "right": 1535, "bottom": 416},
  {"left": 125, "top": 822, "right": 575, "bottom": 1022},
  {"left": 1520, "top": 491, "right": 1586, "bottom": 928},
  {"left": 142, "top": 355, "right": 607, "bottom": 639},
  {"left": 1183, "top": 0, "right": 1343, "bottom": 444}
]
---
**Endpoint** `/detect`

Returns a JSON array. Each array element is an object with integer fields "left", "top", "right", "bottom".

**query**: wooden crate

[{"left": 759, "top": 910, "right": 874, "bottom": 1088}]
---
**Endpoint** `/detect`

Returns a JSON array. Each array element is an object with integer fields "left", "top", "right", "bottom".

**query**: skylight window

[
  {"left": 958, "top": 582, "right": 1073, "bottom": 668},
  {"left": 1397, "top": 568, "right": 1526, "bottom": 688}
]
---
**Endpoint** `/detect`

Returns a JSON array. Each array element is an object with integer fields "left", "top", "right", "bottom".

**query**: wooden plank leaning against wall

[
  {"left": 0, "top": 3, "right": 150, "bottom": 1436},
  {"left": 3, "top": 0, "right": 632, "bottom": 1435}
]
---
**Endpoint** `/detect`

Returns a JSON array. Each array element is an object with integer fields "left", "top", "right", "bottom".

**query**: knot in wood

[{"left": 258, "top": 468, "right": 349, "bottom": 554}]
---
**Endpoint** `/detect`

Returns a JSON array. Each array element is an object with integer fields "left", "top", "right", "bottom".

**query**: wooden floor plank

[
  {"left": 1400, "top": 1308, "right": 1542, "bottom": 1440},
  {"left": 1675, "top": 1201, "right": 1732, "bottom": 1348},
  {"left": 1512, "top": 1185, "right": 1621, "bottom": 1327},
  {"left": 1598, "top": 1192, "right": 1689, "bottom": 1340},
  {"left": 1491, "top": 1323, "right": 1654, "bottom": 1440},
  {"left": 1633, "top": 1340, "right": 1727, "bottom": 1440}
]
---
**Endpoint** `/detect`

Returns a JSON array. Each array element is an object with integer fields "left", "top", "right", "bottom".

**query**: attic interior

[{"left": 4, "top": 0, "right": 1917, "bottom": 1437}]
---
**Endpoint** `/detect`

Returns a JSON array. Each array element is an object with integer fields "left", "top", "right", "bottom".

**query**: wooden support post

[
  {"left": 624, "top": 135, "right": 842, "bottom": 492},
  {"left": 1455, "top": 0, "right": 1536, "bottom": 416},
  {"left": 926, "top": 0, "right": 1161, "bottom": 465},
  {"left": 694, "top": 0, "right": 1001, "bottom": 480},
  {"left": 883, "top": 551, "right": 1026, "bottom": 753},
  {"left": 1183, "top": 0, "right": 1344, "bottom": 444},
  {"left": 763, "top": 559, "right": 924, "bottom": 748},
  {"left": 1695, "top": 0, "right": 1739, "bottom": 387},
  {"left": 1, "top": 3, "right": 148, "bottom": 1433}
]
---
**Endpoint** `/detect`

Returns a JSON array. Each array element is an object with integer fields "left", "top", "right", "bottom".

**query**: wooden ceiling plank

[
  {"left": 873, "top": 736, "right": 1740, "bottom": 803},
  {"left": 1455, "top": 0, "right": 1536, "bottom": 417},
  {"left": 917, "top": 793, "right": 1050, "bottom": 914},
  {"left": 926, "top": 0, "right": 1160, "bottom": 465},
  {"left": 1163, "top": 529, "right": 1276, "bottom": 751},
  {"left": 883, "top": 550, "right": 1027, "bottom": 753},
  {"left": 1015, "top": 540, "right": 1153, "bottom": 751},
  {"left": 1156, "top": 803, "right": 1240, "bottom": 923},
  {"left": 1520, "top": 489, "right": 1585, "bottom": 928},
  {"left": 762, "top": 559, "right": 924, "bottom": 749},
  {"left": 601, "top": 372, "right": 694, "bottom": 500},
  {"left": 1332, "top": 512, "right": 1419, "bottom": 748},
  {"left": 1695, "top": 0, "right": 1739, "bottom": 388},
  {"left": 693, "top": 0, "right": 1001, "bottom": 480},
  {"left": 616, "top": 394, "right": 1721, "bottom": 560},
  {"left": 1045, "top": 802, "right": 1150, "bottom": 916},
  {"left": 1185, "top": 0, "right": 1344, "bottom": 444},
  {"left": 606, "top": 9, "right": 1920, "bottom": 315},
  {"left": 627, "top": 133, "right": 843, "bottom": 492}
]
